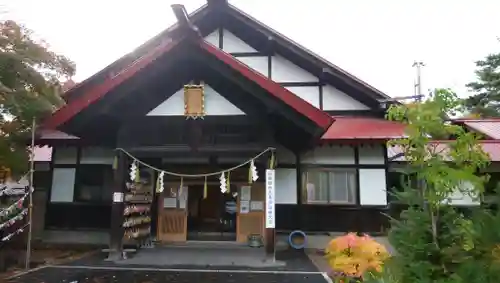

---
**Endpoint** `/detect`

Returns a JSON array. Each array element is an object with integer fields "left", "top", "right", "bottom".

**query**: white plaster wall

[
  {"left": 204, "top": 28, "right": 373, "bottom": 112},
  {"left": 237, "top": 56, "right": 268, "bottom": 77},
  {"left": 358, "top": 145, "right": 385, "bottom": 165},
  {"left": 204, "top": 30, "right": 219, "bottom": 47},
  {"left": 146, "top": 85, "right": 245, "bottom": 116},
  {"left": 275, "top": 168, "right": 297, "bottom": 204},
  {"left": 222, "top": 29, "right": 256, "bottom": 53},
  {"left": 271, "top": 55, "right": 318, "bottom": 82},
  {"left": 285, "top": 86, "right": 320, "bottom": 108},
  {"left": 359, "top": 169, "right": 387, "bottom": 206},
  {"left": 301, "top": 145, "right": 355, "bottom": 165},
  {"left": 322, "top": 85, "right": 370, "bottom": 111}
]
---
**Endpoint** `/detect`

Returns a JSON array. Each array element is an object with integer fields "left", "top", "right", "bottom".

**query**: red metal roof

[
  {"left": 321, "top": 116, "right": 406, "bottom": 141},
  {"left": 42, "top": 38, "right": 333, "bottom": 131},
  {"left": 199, "top": 41, "right": 333, "bottom": 130},
  {"left": 453, "top": 118, "right": 500, "bottom": 139},
  {"left": 388, "top": 140, "right": 500, "bottom": 162}
]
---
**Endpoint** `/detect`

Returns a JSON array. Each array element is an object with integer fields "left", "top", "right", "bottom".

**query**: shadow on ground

[
  {"left": 65, "top": 248, "right": 318, "bottom": 272},
  {"left": 7, "top": 267, "right": 328, "bottom": 283}
]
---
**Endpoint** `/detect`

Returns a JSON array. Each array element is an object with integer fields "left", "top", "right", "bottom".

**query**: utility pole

[{"left": 412, "top": 61, "right": 425, "bottom": 102}]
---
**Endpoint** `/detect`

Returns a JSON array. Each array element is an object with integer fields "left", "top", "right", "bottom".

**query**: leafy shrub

[{"left": 325, "top": 233, "right": 390, "bottom": 280}]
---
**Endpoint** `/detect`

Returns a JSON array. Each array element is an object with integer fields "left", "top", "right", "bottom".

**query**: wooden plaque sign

[{"left": 184, "top": 84, "right": 205, "bottom": 119}]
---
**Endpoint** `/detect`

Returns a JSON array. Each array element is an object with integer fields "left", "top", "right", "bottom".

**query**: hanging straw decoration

[
  {"left": 226, "top": 171, "right": 231, "bottom": 194},
  {"left": 112, "top": 156, "right": 118, "bottom": 170},
  {"left": 135, "top": 162, "right": 141, "bottom": 183},
  {"left": 268, "top": 151, "right": 276, "bottom": 169},
  {"left": 203, "top": 176, "right": 208, "bottom": 199},
  {"left": 115, "top": 146, "right": 275, "bottom": 195},
  {"left": 179, "top": 177, "right": 184, "bottom": 197}
]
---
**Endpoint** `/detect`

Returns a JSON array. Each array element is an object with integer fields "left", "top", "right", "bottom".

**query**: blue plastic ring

[{"left": 288, "top": 230, "right": 307, "bottom": 250}]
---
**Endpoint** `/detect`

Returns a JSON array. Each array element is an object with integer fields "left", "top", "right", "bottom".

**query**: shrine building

[{"left": 33, "top": 0, "right": 409, "bottom": 255}]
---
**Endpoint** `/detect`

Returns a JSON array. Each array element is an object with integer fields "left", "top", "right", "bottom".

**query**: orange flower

[{"left": 325, "top": 233, "right": 389, "bottom": 278}]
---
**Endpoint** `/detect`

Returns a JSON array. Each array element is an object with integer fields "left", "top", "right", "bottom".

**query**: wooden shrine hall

[{"left": 36, "top": 0, "right": 405, "bottom": 259}]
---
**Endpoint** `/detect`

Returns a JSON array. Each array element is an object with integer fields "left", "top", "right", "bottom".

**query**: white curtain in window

[
  {"left": 328, "top": 171, "right": 355, "bottom": 203},
  {"left": 50, "top": 168, "right": 75, "bottom": 202}
]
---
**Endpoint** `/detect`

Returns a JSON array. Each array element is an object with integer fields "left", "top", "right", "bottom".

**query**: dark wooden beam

[
  {"left": 107, "top": 150, "right": 127, "bottom": 260},
  {"left": 171, "top": 4, "right": 202, "bottom": 38}
]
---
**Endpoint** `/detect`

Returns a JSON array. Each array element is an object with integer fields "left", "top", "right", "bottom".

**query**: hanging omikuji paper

[
  {"left": 1, "top": 223, "right": 28, "bottom": 242},
  {"left": 0, "top": 208, "right": 28, "bottom": 230},
  {"left": 0, "top": 190, "right": 29, "bottom": 218},
  {"left": 203, "top": 176, "right": 208, "bottom": 199}
]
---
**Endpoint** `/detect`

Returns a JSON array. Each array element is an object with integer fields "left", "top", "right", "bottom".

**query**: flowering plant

[{"left": 325, "top": 233, "right": 390, "bottom": 281}]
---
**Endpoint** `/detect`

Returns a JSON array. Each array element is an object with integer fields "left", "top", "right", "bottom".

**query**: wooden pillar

[
  {"left": 295, "top": 152, "right": 303, "bottom": 230},
  {"left": 265, "top": 168, "right": 276, "bottom": 259},
  {"left": 107, "top": 150, "right": 127, "bottom": 261}
]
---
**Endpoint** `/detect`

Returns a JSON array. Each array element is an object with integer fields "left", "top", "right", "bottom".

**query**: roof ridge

[{"left": 226, "top": 3, "right": 390, "bottom": 100}]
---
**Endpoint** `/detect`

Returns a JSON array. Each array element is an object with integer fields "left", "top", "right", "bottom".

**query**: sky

[{"left": 2, "top": 0, "right": 500, "bottom": 98}]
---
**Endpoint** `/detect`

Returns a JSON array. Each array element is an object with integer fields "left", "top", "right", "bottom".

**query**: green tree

[
  {"left": 0, "top": 20, "right": 75, "bottom": 175},
  {"left": 464, "top": 44, "right": 500, "bottom": 117},
  {"left": 386, "top": 88, "right": 492, "bottom": 283}
]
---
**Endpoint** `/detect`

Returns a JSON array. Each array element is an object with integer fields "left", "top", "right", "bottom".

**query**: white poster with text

[{"left": 265, "top": 169, "right": 276, "bottom": 228}]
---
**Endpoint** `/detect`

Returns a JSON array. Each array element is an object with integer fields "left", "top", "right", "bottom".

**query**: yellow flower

[{"left": 325, "top": 233, "right": 389, "bottom": 277}]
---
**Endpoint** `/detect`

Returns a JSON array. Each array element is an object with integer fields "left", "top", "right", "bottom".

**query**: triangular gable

[
  {"left": 147, "top": 85, "right": 245, "bottom": 116},
  {"left": 62, "top": 2, "right": 389, "bottom": 107},
  {"left": 42, "top": 37, "right": 333, "bottom": 131},
  {"left": 205, "top": 29, "right": 257, "bottom": 53}
]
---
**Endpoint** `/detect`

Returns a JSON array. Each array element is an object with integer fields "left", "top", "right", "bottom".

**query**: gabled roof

[
  {"left": 42, "top": 36, "right": 333, "bottom": 131},
  {"left": 388, "top": 140, "right": 500, "bottom": 162},
  {"left": 225, "top": 4, "right": 390, "bottom": 102},
  {"left": 453, "top": 118, "right": 500, "bottom": 139},
  {"left": 61, "top": 1, "right": 389, "bottom": 106}
]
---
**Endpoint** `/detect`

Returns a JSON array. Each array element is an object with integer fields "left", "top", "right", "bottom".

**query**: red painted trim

[
  {"left": 198, "top": 41, "right": 334, "bottom": 130},
  {"left": 43, "top": 37, "right": 333, "bottom": 132},
  {"left": 42, "top": 38, "right": 181, "bottom": 129}
]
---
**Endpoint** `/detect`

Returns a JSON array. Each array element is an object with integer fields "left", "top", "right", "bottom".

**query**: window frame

[
  {"left": 49, "top": 146, "right": 115, "bottom": 204},
  {"left": 301, "top": 167, "right": 358, "bottom": 205},
  {"left": 73, "top": 163, "right": 114, "bottom": 203}
]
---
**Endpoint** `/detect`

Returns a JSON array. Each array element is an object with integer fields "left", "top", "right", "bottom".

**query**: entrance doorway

[{"left": 187, "top": 185, "right": 237, "bottom": 241}]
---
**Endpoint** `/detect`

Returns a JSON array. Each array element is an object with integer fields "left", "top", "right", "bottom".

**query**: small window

[
  {"left": 302, "top": 168, "right": 356, "bottom": 204},
  {"left": 50, "top": 168, "right": 76, "bottom": 202},
  {"left": 53, "top": 147, "right": 78, "bottom": 164},
  {"left": 74, "top": 165, "right": 113, "bottom": 202}
]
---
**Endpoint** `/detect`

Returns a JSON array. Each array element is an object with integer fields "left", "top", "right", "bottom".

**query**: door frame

[{"left": 157, "top": 181, "right": 245, "bottom": 243}]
